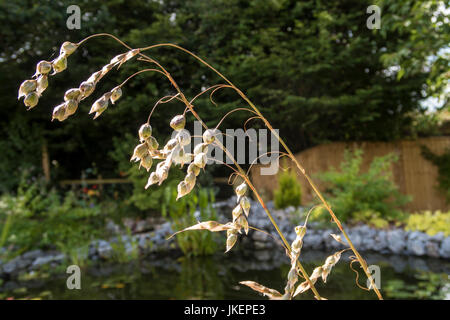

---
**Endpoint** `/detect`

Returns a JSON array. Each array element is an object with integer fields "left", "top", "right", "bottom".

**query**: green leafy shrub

[
  {"left": 274, "top": 169, "right": 302, "bottom": 209},
  {"left": 404, "top": 210, "right": 450, "bottom": 236},
  {"left": 421, "top": 146, "right": 450, "bottom": 203},
  {"left": 315, "top": 149, "right": 411, "bottom": 223},
  {"left": 162, "top": 187, "right": 218, "bottom": 257}
]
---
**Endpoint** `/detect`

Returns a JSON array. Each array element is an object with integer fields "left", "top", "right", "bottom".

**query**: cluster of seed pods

[{"left": 18, "top": 41, "right": 78, "bottom": 110}]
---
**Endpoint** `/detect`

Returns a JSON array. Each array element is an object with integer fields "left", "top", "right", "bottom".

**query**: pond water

[{"left": 1, "top": 250, "right": 449, "bottom": 300}]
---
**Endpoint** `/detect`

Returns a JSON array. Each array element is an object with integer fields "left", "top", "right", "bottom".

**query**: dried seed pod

[
  {"left": 232, "top": 205, "right": 243, "bottom": 222},
  {"left": 87, "top": 71, "right": 103, "bottom": 84},
  {"left": 146, "top": 136, "right": 159, "bottom": 151},
  {"left": 172, "top": 146, "right": 186, "bottom": 166},
  {"left": 52, "top": 104, "right": 66, "bottom": 121},
  {"left": 24, "top": 92, "right": 39, "bottom": 109},
  {"left": 52, "top": 55, "right": 67, "bottom": 74},
  {"left": 187, "top": 163, "right": 200, "bottom": 177},
  {"left": 110, "top": 86, "right": 122, "bottom": 104},
  {"left": 36, "top": 75, "right": 48, "bottom": 94},
  {"left": 291, "top": 238, "right": 303, "bottom": 253},
  {"left": 64, "top": 99, "right": 78, "bottom": 116},
  {"left": 236, "top": 182, "right": 248, "bottom": 196},
  {"left": 183, "top": 152, "right": 194, "bottom": 164},
  {"left": 101, "top": 63, "right": 114, "bottom": 75},
  {"left": 240, "top": 196, "right": 251, "bottom": 217},
  {"left": 60, "top": 41, "right": 78, "bottom": 57},
  {"left": 176, "top": 181, "right": 188, "bottom": 200},
  {"left": 193, "top": 153, "right": 207, "bottom": 169},
  {"left": 35, "top": 61, "right": 52, "bottom": 76},
  {"left": 145, "top": 172, "right": 160, "bottom": 189},
  {"left": 236, "top": 215, "right": 249, "bottom": 235},
  {"left": 89, "top": 93, "right": 111, "bottom": 115},
  {"left": 18, "top": 80, "right": 37, "bottom": 99},
  {"left": 203, "top": 129, "right": 216, "bottom": 144},
  {"left": 226, "top": 229, "right": 238, "bottom": 253},
  {"left": 176, "top": 130, "right": 191, "bottom": 147},
  {"left": 124, "top": 49, "right": 140, "bottom": 62},
  {"left": 295, "top": 226, "right": 306, "bottom": 238},
  {"left": 79, "top": 81, "right": 95, "bottom": 98},
  {"left": 140, "top": 154, "right": 153, "bottom": 172},
  {"left": 110, "top": 53, "right": 127, "bottom": 65},
  {"left": 167, "top": 221, "right": 236, "bottom": 240},
  {"left": 130, "top": 143, "right": 149, "bottom": 162},
  {"left": 239, "top": 281, "right": 283, "bottom": 300},
  {"left": 138, "top": 123, "right": 152, "bottom": 141},
  {"left": 184, "top": 172, "right": 196, "bottom": 186},
  {"left": 64, "top": 88, "right": 82, "bottom": 102},
  {"left": 164, "top": 138, "right": 178, "bottom": 152},
  {"left": 156, "top": 165, "right": 169, "bottom": 184},
  {"left": 193, "top": 142, "right": 208, "bottom": 155},
  {"left": 170, "top": 115, "right": 186, "bottom": 131}
]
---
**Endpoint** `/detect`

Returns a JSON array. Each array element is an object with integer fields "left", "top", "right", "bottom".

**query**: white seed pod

[
  {"left": 164, "top": 138, "right": 178, "bottom": 152},
  {"left": 18, "top": 80, "right": 37, "bottom": 99},
  {"left": 182, "top": 152, "right": 194, "bottom": 164},
  {"left": 287, "top": 268, "right": 298, "bottom": 284},
  {"left": 24, "top": 92, "right": 39, "bottom": 109},
  {"left": 145, "top": 172, "right": 160, "bottom": 189},
  {"left": 236, "top": 182, "right": 248, "bottom": 196},
  {"left": 89, "top": 93, "right": 111, "bottom": 115},
  {"left": 124, "top": 49, "right": 140, "bottom": 62},
  {"left": 130, "top": 143, "right": 149, "bottom": 162},
  {"left": 156, "top": 165, "right": 169, "bottom": 184},
  {"left": 110, "top": 86, "right": 122, "bottom": 104},
  {"left": 226, "top": 229, "right": 238, "bottom": 253},
  {"left": 295, "top": 226, "right": 306, "bottom": 238},
  {"left": 145, "top": 136, "right": 159, "bottom": 151},
  {"left": 64, "top": 99, "right": 78, "bottom": 116},
  {"left": 310, "top": 267, "right": 323, "bottom": 281},
  {"left": 176, "top": 181, "right": 189, "bottom": 200},
  {"left": 291, "top": 238, "right": 303, "bottom": 253},
  {"left": 101, "top": 63, "right": 114, "bottom": 75},
  {"left": 64, "top": 88, "right": 82, "bottom": 102},
  {"left": 138, "top": 123, "right": 152, "bottom": 141},
  {"left": 36, "top": 75, "right": 48, "bottom": 94},
  {"left": 140, "top": 154, "right": 153, "bottom": 172},
  {"left": 193, "top": 143, "right": 208, "bottom": 155},
  {"left": 193, "top": 153, "right": 207, "bottom": 169},
  {"left": 52, "top": 55, "right": 67, "bottom": 74},
  {"left": 240, "top": 196, "right": 251, "bottom": 217},
  {"left": 60, "top": 41, "right": 78, "bottom": 57},
  {"left": 87, "top": 71, "right": 103, "bottom": 84},
  {"left": 187, "top": 163, "right": 201, "bottom": 177},
  {"left": 52, "top": 104, "right": 66, "bottom": 121},
  {"left": 79, "top": 81, "right": 95, "bottom": 99},
  {"left": 202, "top": 129, "right": 216, "bottom": 144},
  {"left": 170, "top": 115, "right": 186, "bottom": 131},
  {"left": 176, "top": 130, "right": 191, "bottom": 147},
  {"left": 110, "top": 53, "right": 127, "bottom": 65},
  {"left": 236, "top": 215, "right": 249, "bottom": 235},
  {"left": 184, "top": 172, "right": 196, "bottom": 185},
  {"left": 232, "top": 205, "right": 243, "bottom": 222},
  {"left": 35, "top": 61, "right": 52, "bottom": 76},
  {"left": 172, "top": 146, "right": 186, "bottom": 165}
]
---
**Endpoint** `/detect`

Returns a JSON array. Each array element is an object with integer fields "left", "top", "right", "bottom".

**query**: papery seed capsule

[
  {"left": 176, "top": 181, "right": 188, "bottom": 200},
  {"left": 291, "top": 238, "right": 303, "bottom": 253},
  {"left": 110, "top": 53, "right": 127, "bottom": 65},
  {"left": 79, "top": 81, "right": 95, "bottom": 98},
  {"left": 36, "top": 75, "right": 48, "bottom": 94},
  {"left": 172, "top": 146, "right": 186, "bottom": 165},
  {"left": 60, "top": 41, "right": 78, "bottom": 57},
  {"left": 140, "top": 154, "right": 153, "bottom": 172},
  {"left": 236, "top": 215, "right": 249, "bottom": 234},
  {"left": 240, "top": 196, "right": 251, "bottom": 217},
  {"left": 110, "top": 86, "right": 122, "bottom": 104},
  {"left": 124, "top": 49, "right": 140, "bottom": 62},
  {"left": 87, "top": 71, "right": 103, "bottom": 84},
  {"left": 187, "top": 163, "right": 200, "bottom": 177},
  {"left": 52, "top": 55, "right": 67, "bottom": 74},
  {"left": 89, "top": 93, "right": 111, "bottom": 115},
  {"left": 138, "top": 123, "right": 152, "bottom": 141},
  {"left": 156, "top": 165, "right": 169, "bottom": 184},
  {"left": 18, "top": 80, "right": 37, "bottom": 99},
  {"left": 145, "top": 172, "right": 160, "bottom": 189},
  {"left": 183, "top": 152, "right": 194, "bottom": 164},
  {"left": 232, "top": 205, "right": 243, "bottom": 222},
  {"left": 236, "top": 182, "right": 248, "bottom": 196},
  {"left": 164, "top": 138, "right": 178, "bottom": 152},
  {"left": 193, "top": 143, "right": 208, "bottom": 155},
  {"left": 203, "top": 129, "right": 216, "bottom": 144},
  {"left": 295, "top": 226, "right": 306, "bottom": 238},
  {"left": 64, "top": 99, "right": 78, "bottom": 116},
  {"left": 101, "top": 63, "right": 114, "bottom": 75},
  {"left": 226, "top": 230, "right": 238, "bottom": 253},
  {"left": 131, "top": 143, "right": 149, "bottom": 162},
  {"left": 176, "top": 130, "right": 191, "bottom": 147},
  {"left": 193, "top": 153, "right": 207, "bottom": 169},
  {"left": 145, "top": 136, "right": 159, "bottom": 151},
  {"left": 170, "top": 115, "right": 186, "bottom": 131},
  {"left": 184, "top": 172, "right": 196, "bottom": 185},
  {"left": 52, "top": 104, "right": 66, "bottom": 121},
  {"left": 35, "top": 61, "right": 52, "bottom": 75},
  {"left": 24, "top": 92, "right": 39, "bottom": 109},
  {"left": 288, "top": 268, "right": 298, "bottom": 284},
  {"left": 64, "top": 88, "right": 82, "bottom": 101}
]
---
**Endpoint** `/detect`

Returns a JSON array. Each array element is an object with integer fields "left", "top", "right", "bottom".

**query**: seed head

[
  {"left": 145, "top": 172, "right": 160, "bottom": 189},
  {"left": 232, "top": 205, "right": 243, "bottom": 222},
  {"left": 52, "top": 104, "right": 66, "bottom": 121},
  {"left": 60, "top": 41, "right": 78, "bottom": 57},
  {"left": 52, "top": 55, "right": 67, "bottom": 74},
  {"left": 193, "top": 143, "right": 208, "bottom": 155},
  {"left": 87, "top": 71, "right": 103, "bottom": 84},
  {"left": 101, "top": 63, "right": 114, "bottom": 75},
  {"left": 176, "top": 130, "right": 191, "bottom": 147},
  {"left": 184, "top": 172, "right": 196, "bottom": 185},
  {"left": 203, "top": 129, "right": 216, "bottom": 144},
  {"left": 236, "top": 215, "right": 249, "bottom": 234},
  {"left": 64, "top": 99, "right": 78, "bottom": 116},
  {"left": 176, "top": 181, "right": 188, "bottom": 200},
  {"left": 187, "top": 163, "right": 200, "bottom": 177},
  {"left": 36, "top": 75, "right": 48, "bottom": 94},
  {"left": 170, "top": 115, "right": 186, "bottom": 131},
  {"left": 236, "top": 182, "right": 248, "bottom": 196},
  {"left": 226, "top": 229, "right": 238, "bottom": 253},
  {"left": 64, "top": 88, "right": 82, "bottom": 102},
  {"left": 79, "top": 81, "right": 95, "bottom": 98},
  {"left": 89, "top": 93, "right": 111, "bottom": 115},
  {"left": 145, "top": 136, "right": 159, "bottom": 151},
  {"left": 138, "top": 123, "right": 152, "bottom": 141},
  {"left": 110, "top": 86, "right": 122, "bottom": 104},
  {"left": 110, "top": 53, "right": 127, "bottom": 65},
  {"left": 156, "top": 165, "right": 169, "bottom": 184},
  {"left": 295, "top": 226, "right": 306, "bottom": 238},
  {"left": 193, "top": 153, "right": 207, "bottom": 169},
  {"left": 18, "top": 80, "right": 37, "bottom": 100},
  {"left": 172, "top": 146, "right": 186, "bottom": 166},
  {"left": 24, "top": 92, "right": 39, "bottom": 109},
  {"left": 35, "top": 61, "right": 52, "bottom": 76},
  {"left": 140, "top": 154, "right": 153, "bottom": 172},
  {"left": 164, "top": 138, "right": 178, "bottom": 152},
  {"left": 131, "top": 143, "right": 149, "bottom": 162},
  {"left": 240, "top": 196, "right": 251, "bottom": 217}
]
